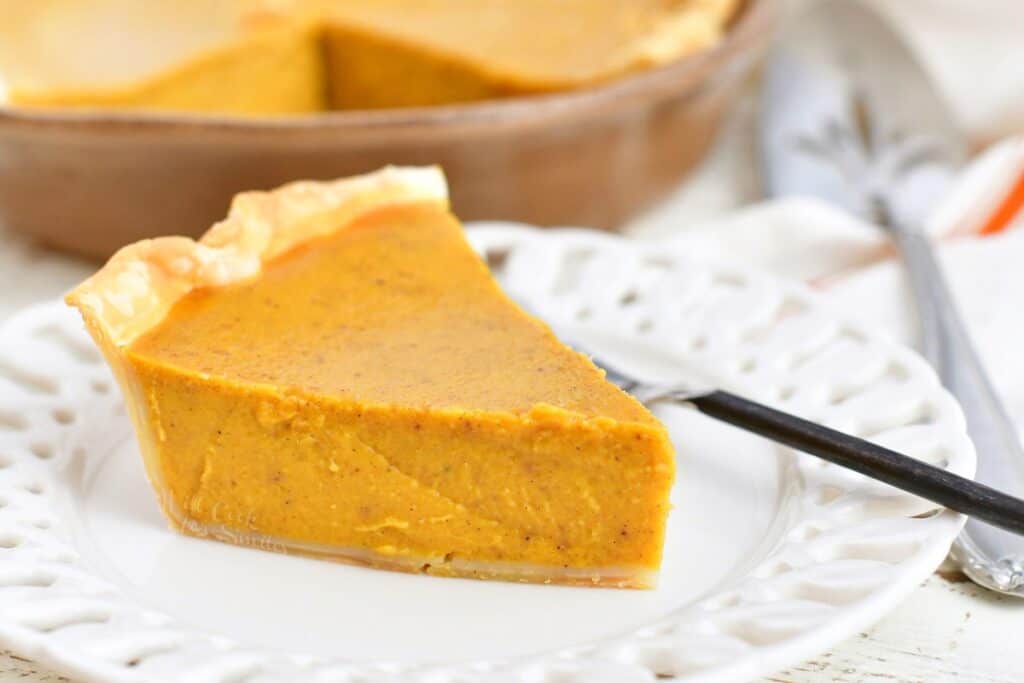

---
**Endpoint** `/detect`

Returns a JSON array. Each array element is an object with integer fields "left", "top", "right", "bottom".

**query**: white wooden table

[{"left": 2, "top": 95, "right": 1021, "bottom": 683}]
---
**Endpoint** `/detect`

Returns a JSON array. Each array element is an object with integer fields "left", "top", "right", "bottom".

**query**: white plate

[{"left": 0, "top": 225, "right": 973, "bottom": 683}]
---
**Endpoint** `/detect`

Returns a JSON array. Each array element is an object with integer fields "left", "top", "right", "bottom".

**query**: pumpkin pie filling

[
  {"left": 0, "top": 0, "right": 326, "bottom": 115},
  {"left": 67, "top": 167, "right": 676, "bottom": 587},
  {"left": 2, "top": 0, "right": 739, "bottom": 114}
]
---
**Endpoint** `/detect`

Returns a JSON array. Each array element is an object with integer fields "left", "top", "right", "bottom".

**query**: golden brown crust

[
  {"left": 176, "top": 515, "right": 658, "bottom": 589},
  {"left": 65, "top": 166, "right": 448, "bottom": 347}
]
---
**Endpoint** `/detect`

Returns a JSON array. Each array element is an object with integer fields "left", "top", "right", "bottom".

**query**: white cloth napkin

[
  {"left": 629, "top": 135, "right": 1024, "bottom": 441},
  {"left": 861, "top": 0, "right": 1024, "bottom": 146},
  {"left": 796, "top": 0, "right": 1024, "bottom": 147},
  {"left": 624, "top": 0, "right": 1024, "bottom": 436}
]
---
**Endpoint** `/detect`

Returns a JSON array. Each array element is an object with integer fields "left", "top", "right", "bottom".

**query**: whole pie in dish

[
  {"left": 66, "top": 167, "right": 676, "bottom": 588},
  {"left": 1, "top": 0, "right": 740, "bottom": 114}
]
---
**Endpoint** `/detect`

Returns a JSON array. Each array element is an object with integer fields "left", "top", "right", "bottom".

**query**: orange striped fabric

[{"left": 979, "top": 169, "right": 1024, "bottom": 236}]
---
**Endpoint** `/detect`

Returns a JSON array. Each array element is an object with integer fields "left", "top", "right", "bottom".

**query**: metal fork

[
  {"left": 573, "top": 345, "right": 1024, "bottom": 537},
  {"left": 761, "top": 0, "right": 1024, "bottom": 594}
]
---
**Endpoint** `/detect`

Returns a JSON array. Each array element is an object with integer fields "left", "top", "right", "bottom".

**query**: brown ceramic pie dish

[{"left": 0, "top": 0, "right": 774, "bottom": 260}]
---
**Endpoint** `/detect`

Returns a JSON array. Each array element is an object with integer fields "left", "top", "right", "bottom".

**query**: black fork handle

[{"left": 689, "top": 390, "right": 1024, "bottom": 535}]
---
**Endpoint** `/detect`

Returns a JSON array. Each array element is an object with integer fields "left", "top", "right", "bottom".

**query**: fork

[
  {"left": 760, "top": 0, "right": 1024, "bottom": 593},
  {"left": 575, "top": 346, "right": 1024, "bottom": 536}
]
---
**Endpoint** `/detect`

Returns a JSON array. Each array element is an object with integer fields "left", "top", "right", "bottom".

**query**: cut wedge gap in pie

[{"left": 66, "top": 166, "right": 676, "bottom": 588}]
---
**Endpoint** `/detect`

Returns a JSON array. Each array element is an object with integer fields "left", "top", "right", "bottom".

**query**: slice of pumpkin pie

[{"left": 66, "top": 166, "right": 675, "bottom": 588}]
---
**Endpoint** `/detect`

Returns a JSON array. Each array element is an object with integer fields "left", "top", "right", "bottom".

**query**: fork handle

[
  {"left": 687, "top": 390, "right": 1024, "bottom": 535},
  {"left": 890, "top": 227, "right": 1024, "bottom": 487}
]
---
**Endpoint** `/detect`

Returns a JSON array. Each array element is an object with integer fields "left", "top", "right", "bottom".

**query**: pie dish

[
  {"left": 64, "top": 166, "right": 676, "bottom": 588},
  {"left": 1, "top": 0, "right": 739, "bottom": 114},
  {"left": 0, "top": 2, "right": 772, "bottom": 260}
]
